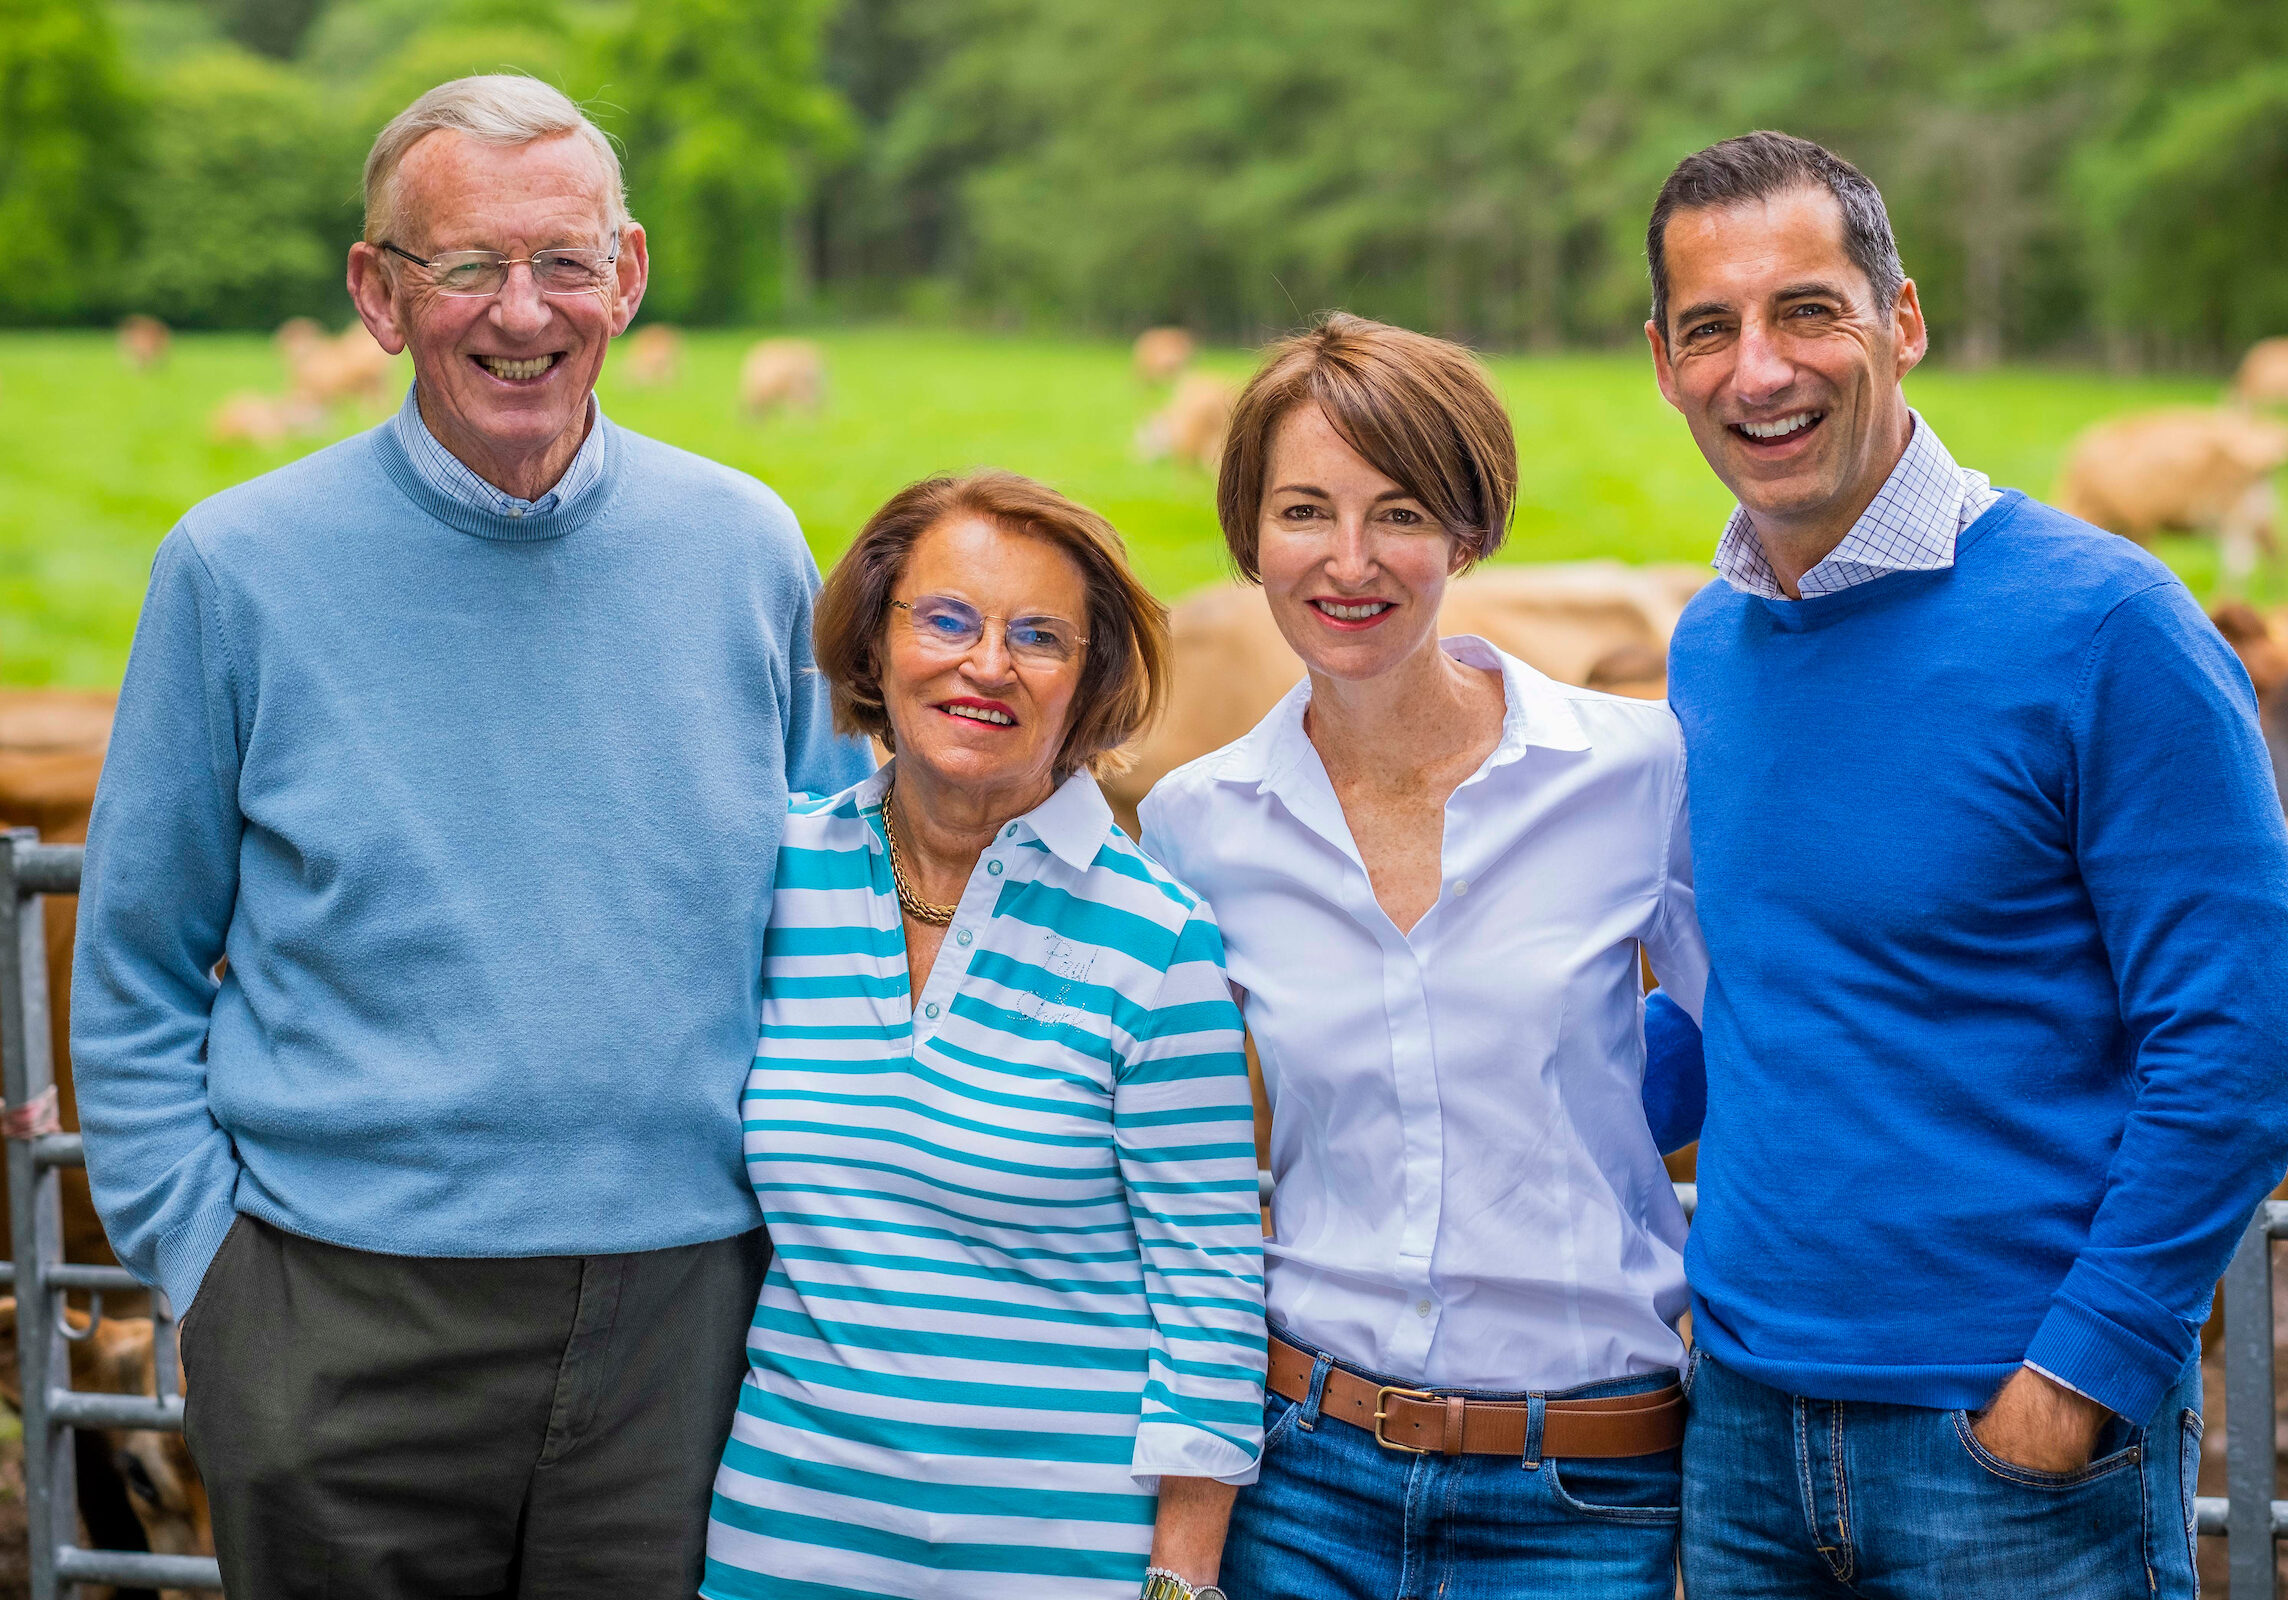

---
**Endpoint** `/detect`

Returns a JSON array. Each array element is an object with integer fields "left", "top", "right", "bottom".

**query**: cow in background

[
  {"left": 0, "top": 1301, "right": 211, "bottom": 1600},
  {"left": 2055, "top": 407, "right": 2288, "bottom": 583},
  {"left": 2234, "top": 338, "right": 2288, "bottom": 411},
  {"left": 1132, "top": 327, "right": 1196, "bottom": 384}
]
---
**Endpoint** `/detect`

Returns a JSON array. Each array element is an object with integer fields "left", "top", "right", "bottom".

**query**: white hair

[{"left": 363, "top": 75, "right": 628, "bottom": 245}]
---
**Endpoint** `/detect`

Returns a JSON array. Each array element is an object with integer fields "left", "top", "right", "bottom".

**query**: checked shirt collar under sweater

[
  {"left": 1713, "top": 410, "right": 2000, "bottom": 600},
  {"left": 391, "top": 383, "right": 610, "bottom": 522}
]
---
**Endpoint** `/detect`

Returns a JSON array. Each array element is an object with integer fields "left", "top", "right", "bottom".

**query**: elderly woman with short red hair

[
  {"left": 1142, "top": 315, "right": 1710, "bottom": 1598},
  {"left": 702, "top": 471, "right": 1264, "bottom": 1600}
]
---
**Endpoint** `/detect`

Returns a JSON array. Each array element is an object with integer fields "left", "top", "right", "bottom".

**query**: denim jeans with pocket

[
  {"left": 1221, "top": 1326, "right": 1681, "bottom": 1599},
  {"left": 1680, "top": 1345, "right": 2202, "bottom": 1599}
]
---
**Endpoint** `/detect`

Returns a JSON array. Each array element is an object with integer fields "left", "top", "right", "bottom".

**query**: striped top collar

[
  {"left": 1714, "top": 411, "right": 1998, "bottom": 601},
  {"left": 861, "top": 761, "right": 1114, "bottom": 873}
]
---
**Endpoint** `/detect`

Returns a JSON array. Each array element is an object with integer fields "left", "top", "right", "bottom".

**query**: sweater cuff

[
  {"left": 152, "top": 1198, "right": 242, "bottom": 1319},
  {"left": 2022, "top": 1262, "right": 2195, "bottom": 1423}
]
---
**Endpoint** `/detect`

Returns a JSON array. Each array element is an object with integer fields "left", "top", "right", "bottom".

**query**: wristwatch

[{"left": 1142, "top": 1567, "right": 1227, "bottom": 1600}]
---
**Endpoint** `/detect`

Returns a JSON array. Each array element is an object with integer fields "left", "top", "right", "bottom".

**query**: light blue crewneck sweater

[{"left": 72, "top": 416, "right": 874, "bottom": 1312}]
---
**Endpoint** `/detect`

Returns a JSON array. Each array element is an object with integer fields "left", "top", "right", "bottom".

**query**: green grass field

[{"left": 0, "top": 325, "right": 2248, "bottom": 687}]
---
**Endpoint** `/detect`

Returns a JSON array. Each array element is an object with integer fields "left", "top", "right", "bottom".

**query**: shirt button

[
  {"left": 955, "top": 929, "right": 973, "bottom": 947},
  {"left": 1416, "top": 1300, "right": 1433, "bottom": 1318},
  {"left": 924, "top": 1002, "right": 940, "bottom": 1019},
  {"left": 1452, "top": 880, "right": 1469, "bottom": 896},
  {"left": 508, "top": 507, "right": 524, "bottom": 518},
  {"left": 1006, "top": 824, "right": 1019, "bottom": 838},
  {"left": 987, "top": 860, "right": 1004, "bottom": 877}
]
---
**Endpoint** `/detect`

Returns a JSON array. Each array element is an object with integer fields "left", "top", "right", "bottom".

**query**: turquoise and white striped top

[{"left": 703, "top": 766, "right": 1266, "bottom": 1600}]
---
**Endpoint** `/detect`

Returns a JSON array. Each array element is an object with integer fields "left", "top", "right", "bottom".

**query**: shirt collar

[
  {"left": 862, "top": 761, "right": 1111, "bottom": 872},
  {"left": 392, "top": 383, "right": 609, "bottom": 521},
  {"left": 1714, "top": 410, "right": 1982, "bottom": 600},
  {"left": 1221, "top": 633, "right": 1590, "bottom": 794}
]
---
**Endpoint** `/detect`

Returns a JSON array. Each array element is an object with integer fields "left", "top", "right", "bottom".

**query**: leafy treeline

[{"left": 5, "top": 0, "right": 2285, "bottom": 361}]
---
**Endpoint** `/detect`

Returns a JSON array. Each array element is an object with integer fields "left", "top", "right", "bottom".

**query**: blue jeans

[
  {"left": 1223, "top": 1328, "right": 1681, "bottom": 1599},
  {"left": 1680, "top": 1346, "right": 2203, "bottom": 1599}
]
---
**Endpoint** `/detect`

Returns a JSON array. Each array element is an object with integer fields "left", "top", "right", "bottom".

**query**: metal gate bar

[{"left": 2, "top": 830, "right": 220, "bottom": 1596}]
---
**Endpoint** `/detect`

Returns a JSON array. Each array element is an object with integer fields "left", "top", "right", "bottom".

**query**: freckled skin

[
  {"left": 1255, "top": 403, "right": 1504, "bottom": 936},
  {"left": 1646, "top": 187, "right": 1927, "bottom": 596},
  {"left": 345, "top": 130, "right": 649, "bottom": 501}
]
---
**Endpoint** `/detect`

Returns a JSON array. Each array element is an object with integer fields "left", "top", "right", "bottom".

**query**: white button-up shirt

[{"left": 1141, "top": 637, "right": 1709, "bottom": 1391}]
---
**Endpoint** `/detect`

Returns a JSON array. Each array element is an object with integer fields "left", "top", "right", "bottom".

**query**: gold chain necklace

[{"left": 881, "top": 783, "right": 959, "bottom": 926}]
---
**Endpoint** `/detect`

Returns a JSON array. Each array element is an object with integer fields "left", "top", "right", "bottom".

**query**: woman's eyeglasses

[{"left": 891, "top": 596, "right": 1087, "bottom": 667}]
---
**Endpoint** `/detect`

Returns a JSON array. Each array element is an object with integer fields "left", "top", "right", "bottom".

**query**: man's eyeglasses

[
  {"left": 378, "top": 241, "right": 619, "bottom": 298},
  {"left": 891, "top": 596, "right": 1088, "bottom": 667}
]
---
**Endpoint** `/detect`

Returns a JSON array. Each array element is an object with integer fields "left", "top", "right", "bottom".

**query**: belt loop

[
  {"left": 1521, "top": 1392, "right": 1547, "bottom": 1471},
  {"left": 1301, "top": 1353, "right": 1332, "bottom": 1431}
]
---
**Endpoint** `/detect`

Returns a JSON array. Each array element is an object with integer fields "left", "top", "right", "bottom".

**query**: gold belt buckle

[{"left": 1372, "top": 1385, "right": 1435, "bottom": 1453}]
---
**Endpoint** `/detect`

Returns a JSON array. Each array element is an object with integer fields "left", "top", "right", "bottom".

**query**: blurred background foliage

[{"left": 1, "top": 0, "right": 2284, "bottom": 362}]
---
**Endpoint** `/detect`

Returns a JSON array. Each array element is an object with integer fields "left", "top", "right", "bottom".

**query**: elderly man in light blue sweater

[{"left": 71, "top": 75, "right": 871, "bottom": 1599}]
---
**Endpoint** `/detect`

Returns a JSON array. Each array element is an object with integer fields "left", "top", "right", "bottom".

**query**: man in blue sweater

[
  {"left": 1647, "top": 131, "right": 2288, "bottom": 1597},
  {"left": 71, "top": 76, "right": 871, "bottom": 1597}
]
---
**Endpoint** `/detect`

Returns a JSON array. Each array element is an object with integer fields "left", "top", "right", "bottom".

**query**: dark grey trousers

[{"left": 180, "top": 1214, "right": 769, "bottom": 1600}]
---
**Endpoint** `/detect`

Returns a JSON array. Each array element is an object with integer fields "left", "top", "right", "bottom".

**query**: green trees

[
  {"left": 121, "top": 49, "right": 360, "bottom": 327},
  {"left": 600, "top": 0, "right": 850, "bottom": 324},
  {"left": 0, "top": 0, "right": 143, "bottom": 324},
  {"left": 5, "top": 0, "right": 2285, "bottom": 357}
]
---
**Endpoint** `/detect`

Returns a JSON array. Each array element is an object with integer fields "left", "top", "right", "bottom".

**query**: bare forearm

[{"left": 1148, "top": 1475, "right": 1236, "bottom": 1587}]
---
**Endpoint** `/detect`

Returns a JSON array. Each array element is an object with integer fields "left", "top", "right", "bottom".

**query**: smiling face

[
  {"left": 1256, "top": 403, "right": 1460, "bottom": 683},
  {"left": 1648, "top": 185, "right": 1925, "bottom": 553},
  {"left": 881, "top": 516, "right": 1090, "bottom": 809},
  {"left": 345, "top": 129, "right": 647, "bottom": 497}
]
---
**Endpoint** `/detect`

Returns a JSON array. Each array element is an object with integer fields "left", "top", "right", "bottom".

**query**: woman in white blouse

[{"left": 1140, "top": 314, "right": 1708, "bottom": 1599}]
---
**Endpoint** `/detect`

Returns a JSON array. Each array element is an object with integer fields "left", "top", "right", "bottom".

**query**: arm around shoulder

[{"left": 71, "top": 531, "right": 249, "bottom": 1313}]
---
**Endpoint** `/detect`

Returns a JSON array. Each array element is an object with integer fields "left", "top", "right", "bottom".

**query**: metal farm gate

[{"left": 4, "top": 824, "right": 2287, "bottom": 1597}]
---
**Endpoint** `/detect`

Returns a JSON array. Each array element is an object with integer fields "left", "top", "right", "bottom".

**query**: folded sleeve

[
  {"left": 70, "top": 530, "right": 248, "bottom": 1313},
  {"left": 2021, "top": 582, "right": 2288, "bottom": 1419},
  {"left": 1111, "top": 904, "right": 1266, "bottom": 1487}
]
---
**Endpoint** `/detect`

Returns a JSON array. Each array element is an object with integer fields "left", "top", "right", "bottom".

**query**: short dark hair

[
  {"left": 812, "top": 470, "right": 1171, "bottom": 780},
  {"left": 1216, "top": 312, "right": 1518, "bottom": 581},
  {"left": 1646, "top": 131, "right": 1904, "bottom": 341}
]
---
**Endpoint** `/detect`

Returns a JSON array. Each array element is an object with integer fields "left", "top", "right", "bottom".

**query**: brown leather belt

[{"left": 1268, "top": 1335, "right": 1684, "bottom": 1458}]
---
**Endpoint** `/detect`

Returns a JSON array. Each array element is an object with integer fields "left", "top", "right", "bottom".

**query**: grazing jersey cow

[
  {"left": 618, "top": 323, "right": 683, "bottom": 388},
  {"left": 740, "top": 338, "right": 827, "bottom": 416},
  {"left": 2234, "top": 338, "right": 2288, "bottom": 410},
  {"left": 1132, "top": 326, "right": 1196, "bottom": 384},
  {"left": 116, "top": 316, "right": 170, "bottom": 373},
  {"left": 1100, "top": 562, "right": 1711, "bottom": 837},
  {"left": 2054, "top": 407, "right": 2288, "bottom": 582},
  {"left": 2213, "top": 601, "right": 2288, "bottom": 804},
  {"left": 1134, "top": 373, "right": 1237, "bottom": 473}
]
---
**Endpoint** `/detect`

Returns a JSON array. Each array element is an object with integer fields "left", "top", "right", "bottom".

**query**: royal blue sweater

[
  {"left": 72, "top": 418, "right": 874, "bottom": 1314},
  {"left": 1667, "top": 491, "right": 2288, "bottom": 1420}
]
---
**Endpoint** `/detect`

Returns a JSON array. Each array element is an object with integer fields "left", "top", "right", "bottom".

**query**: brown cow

[
  {"left": 1101, "top": 562, "right": 1711, "bottom": 837},
  {"left": 741, "top": 338, "right": 827, "bottom": 417},
  {"left": 2233, "top": 337, "right": 2288, "bottom": 410},
  {"left": 619, "top": 324, "right": 684, "bottom": 389},
  {"left": 1134, "top": 374, "right": 1237, "bottom": 473},
  {"left": 1132, "top": 327, "right": 1196, "bottom": 385},
  {"left": 208, "top": 391, "right": 326, "bottom": 449},
  {"left": 2054, "top": 407, "right": 2288, "bottom": 583},
  {"left": 115, "top": 317, "right": 170, "bottom": 373},
  {"left": 287, "top": 323, "right": 398, "bottom": 409},
  {"left": 0, "top": 1301, "right": 212, "bottom": 1600}
]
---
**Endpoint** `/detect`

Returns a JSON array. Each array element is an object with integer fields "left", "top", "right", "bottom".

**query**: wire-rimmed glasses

[
  {"left": 891, "top": 596, "right": 1088, "bottom": 667},
  {"left": 378, "top": 241, "right": 619, "bottom": 298}
]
